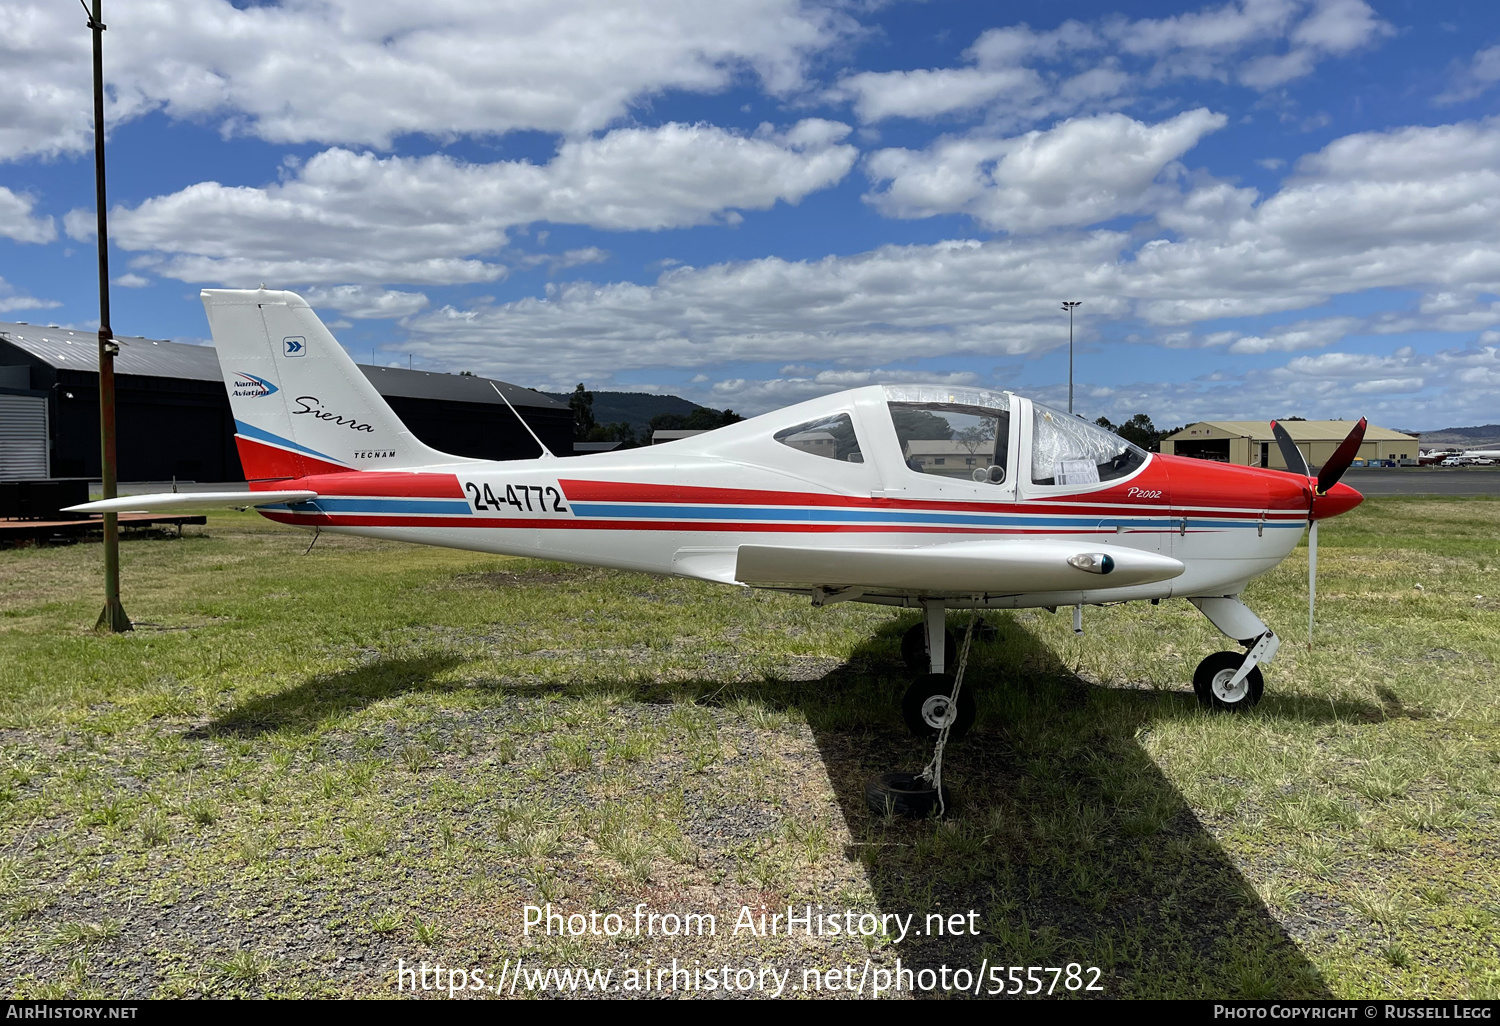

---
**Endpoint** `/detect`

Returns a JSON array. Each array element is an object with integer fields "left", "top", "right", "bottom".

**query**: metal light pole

[
  {"left": 1061, "top": 301, "right": 1081, "bottom": 415},
  {"left": 87, "top": 0, "right": 130, "bottom": 632}
]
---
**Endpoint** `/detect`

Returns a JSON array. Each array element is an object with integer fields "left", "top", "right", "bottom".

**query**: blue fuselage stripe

[
  {"left": 259, "top": 498, "right": 473, "bottom": 515},
  {"left": 568, "top": 502, "right": 1302, "bottom": 530},
  {"left": 255, "top": 497, "right": 1306, "bottom": 531}
]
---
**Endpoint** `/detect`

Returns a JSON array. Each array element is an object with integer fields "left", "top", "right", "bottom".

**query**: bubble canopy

[
  {"left": 881, "top": 385, "right": 1010, "bottom": 411},
  {"left": 772, "top": 385, "right": 1146, "bottom": 490}
]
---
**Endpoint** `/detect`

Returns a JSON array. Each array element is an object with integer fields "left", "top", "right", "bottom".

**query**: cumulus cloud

[
  {"left": 362, "top": 115, "right": 1500, "bottom": 417},
  {"left": 400, "top": 236, "right": 1130, "bottom": 389},
  {"left": 830, "top": 0, "right": 1391, "bottom": 127},
  {"left": 301, "top": 286, "right": 430, "bottom": 320},
  {"left": 1437, "top": 44, "right": 1500, "bottom": 105},
  {"left": 704, "top": 369, "right": 981, "bottom": 409},
  {"left": 0, "top": 277, "right": 59, "bottom": 314},
  {"left": 0, "top": 187, "right": 57, "bottom": 244},
  {"left": 1031, "top": 341, "right": 1499, "bottom": 428},
  {"left": 863, "top": 110, "right": 1227, "bottom": 231},
  {"left": 511, "top": 247, "right": 611, "bottom": 273},
  {"left": 1223, "top": 316, "right": 1362, "bottom": 353},
  {"left": 97, "top": 121, "right": 857, "bottom": 285},
  {"left": 0, "top": 0, "right": 849, "bottom": 162},
  {"left": 833, "top": 66, "right": 1050, "bottom": 124},
  {"left": 1153, "top": 304, "right": 1500, "bottom": 354},
  {"left": 1126, "top": 117, "right": 1500, "bottom": 324}
]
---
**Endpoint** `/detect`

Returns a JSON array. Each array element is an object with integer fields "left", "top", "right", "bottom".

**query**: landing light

[{"left": 1068, "top": 552, "right": 1115, "bottom": 575}]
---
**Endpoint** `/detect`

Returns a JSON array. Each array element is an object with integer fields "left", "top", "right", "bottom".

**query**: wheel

[
  {"left": 900, "top": 623, "right": 958, "bottom": 671},
  {"left": 901, "top": 673, "right": 977, "bottom": 739},
  {"left": 1193, "top": 651, "right": 1264, "bottom": 712},
  {"left": 864, "top": 771, "right": 951, "bottom": 818}
]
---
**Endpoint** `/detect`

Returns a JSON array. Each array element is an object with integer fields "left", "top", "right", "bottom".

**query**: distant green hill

[
  {"left": 1418, "top": 424, "right": 1500, "bottom": 448},
  {"left": 540, "top": 390, "right": 705, "bottom": 437}
]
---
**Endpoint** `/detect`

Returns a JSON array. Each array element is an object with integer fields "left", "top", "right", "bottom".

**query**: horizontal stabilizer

[
  {"left": 63, "top": 490, "right": 318, "bottom": 515},
  {"left": 735, "top": 539, "right": 1183, "bottom": 594}
]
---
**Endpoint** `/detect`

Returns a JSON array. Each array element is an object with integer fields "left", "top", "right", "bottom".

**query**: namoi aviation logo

[{"left": 231, "top": 371, "right": 279, "bottom": 398}]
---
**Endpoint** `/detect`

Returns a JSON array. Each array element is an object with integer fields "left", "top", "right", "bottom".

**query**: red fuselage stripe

[{"left": 555, "top": 479, "right": 1308, "bottom": 517}]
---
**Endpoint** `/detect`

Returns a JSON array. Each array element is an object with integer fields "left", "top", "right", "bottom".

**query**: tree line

[
  {"left": 1092, "top": 413, "right": 1182, "bottom": 452},
  {"left": 568, "top": 383, "right": 743, "bottom": 448}
]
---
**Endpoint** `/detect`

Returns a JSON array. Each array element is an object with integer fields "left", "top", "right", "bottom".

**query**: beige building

[
  {"left": 1161, "top": 420, "right": 1419, "bottom": 470},
  {"left": 781, "top": 429, "right": 837, "bottom": 458},
  {"left": 904, "top": 438, "right": 999, "bottom": 474}
]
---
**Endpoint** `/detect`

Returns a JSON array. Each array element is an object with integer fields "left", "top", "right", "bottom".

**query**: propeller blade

[
  {"left": 1316, "top": 417, "right": 1368, "bottom": 495},
  {"left": 1271, "top": 420, "right": 1310, "bottom": 477},
  {"left": 1308, "top": 518, "right": 1317, "bottom": 644}
]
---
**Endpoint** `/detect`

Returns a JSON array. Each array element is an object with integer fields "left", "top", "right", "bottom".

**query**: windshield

[
  {"left": 883, "top": 386, "right": 1011, "bottom": 484},
  {"left": 1031, "top": 401, "right": 1148, "bottom": 485}
]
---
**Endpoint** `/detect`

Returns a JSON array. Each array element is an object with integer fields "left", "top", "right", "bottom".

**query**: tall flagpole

[{"left": 88, "top": 0, "right": 130, "bottom": 632}]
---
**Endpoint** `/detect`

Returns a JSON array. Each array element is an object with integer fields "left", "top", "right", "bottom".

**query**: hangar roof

[
  {"left": 1166, "top": 420, "right": 1418, "bottom": 442},
  {"left": 0, "top": 321, "right": 563, "bottom": 410},
  {"left": 358, "top": 364, "right": 564, "bottom": 409},
  {"left": 0, "top": 322, "right": 222, "bottom": 380}
]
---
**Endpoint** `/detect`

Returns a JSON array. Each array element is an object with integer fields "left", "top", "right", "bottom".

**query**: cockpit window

[
  {"left": 883, "top": 387, "right": 1011, "bottom": 484},
  {"left": 1031, "top": 401, "right": 1147, "bottom": 485},
  {"left": 774, "top": 413, "right": 864, "bottom": 463}
]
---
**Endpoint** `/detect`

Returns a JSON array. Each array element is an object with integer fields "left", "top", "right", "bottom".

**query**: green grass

[{"left": 0, "top": 499, "right": 1497, "bottom": 998}]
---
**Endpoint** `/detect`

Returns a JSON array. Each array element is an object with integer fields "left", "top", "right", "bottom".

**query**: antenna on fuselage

[{"left": 491, "top": 381, "right": 557, "bottom": 459}]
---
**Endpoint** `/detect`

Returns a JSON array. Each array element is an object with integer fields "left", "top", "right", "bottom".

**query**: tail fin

[{"left": 203, "top": 288, "right": 461, "bottom": 480}]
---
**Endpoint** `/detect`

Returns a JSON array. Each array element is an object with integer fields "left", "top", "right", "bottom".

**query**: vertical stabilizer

[{"left": 202, "top": 289, "right": 461, "bottom": 479}]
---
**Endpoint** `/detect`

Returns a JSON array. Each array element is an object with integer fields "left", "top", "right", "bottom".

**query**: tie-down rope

[{"left": 919, "top": 608, "right": 980, "bottom": 818}]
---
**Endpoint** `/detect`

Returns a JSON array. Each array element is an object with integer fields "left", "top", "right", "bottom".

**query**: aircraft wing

[
  {"left": 734, "top": 538, "right": 1183, "bottom": 593},
  {"left": 62, "top": 490, "right": 319, "bottom": 515}
]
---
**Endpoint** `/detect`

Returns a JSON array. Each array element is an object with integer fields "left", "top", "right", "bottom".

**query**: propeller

[
  {"left": 1271, "top": 417, "right": 1367, "bottom": 642},
  {"left": 1270, "top": 421, "right": 1310, "bottom": 477}
]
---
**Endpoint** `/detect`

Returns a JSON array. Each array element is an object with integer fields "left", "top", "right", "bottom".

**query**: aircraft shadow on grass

[
  {"left": 201, "top": 652, "right": 467, "bottom": 737},
  {"left": 201, "top": 613, "right": 1372, "bottom": 997},
  {"left": 780, "top": 615, "right": 1355, "bottom": 999}
]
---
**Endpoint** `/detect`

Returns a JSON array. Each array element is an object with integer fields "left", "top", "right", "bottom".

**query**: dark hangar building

[{"left": 0, "top": 321, "right": 571, "bottom": 484}]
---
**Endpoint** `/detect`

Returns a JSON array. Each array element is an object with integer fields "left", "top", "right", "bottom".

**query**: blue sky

[{"left": 2, "top": 0, "right": 1499, "bottom": 430}]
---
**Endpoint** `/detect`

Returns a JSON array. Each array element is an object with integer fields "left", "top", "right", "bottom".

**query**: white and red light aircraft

[{"left": 71, "top": 289, "right": 1367, "bottom": 739}]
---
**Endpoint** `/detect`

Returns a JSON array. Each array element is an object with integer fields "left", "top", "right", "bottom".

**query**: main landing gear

[
  {"left": 903, "top": 674, "right": 976, "bottom": 739},
  {"left": 897, "top": 601, "right": 983, "bottom": 740},
  {"left": 869, "top": 600, "right": 978, "bottom": 819},
  {"left": 1188, "top": 596, "right": 1281, "bottom": 713}
]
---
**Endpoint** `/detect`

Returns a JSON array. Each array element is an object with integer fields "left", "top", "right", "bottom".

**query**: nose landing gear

[
  {"left": 1192, "top": 650, "right": 1265, "bottom": 711},
  {"left": 1188, "top": 596, "right": 1280, "bottom": 713}
]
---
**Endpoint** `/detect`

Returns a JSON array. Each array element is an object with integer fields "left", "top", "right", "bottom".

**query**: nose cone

[{"left": 1311, "top": 480, "right": 1363, "bottom": 520}]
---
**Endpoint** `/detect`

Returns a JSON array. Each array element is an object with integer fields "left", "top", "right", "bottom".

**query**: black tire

[
  {"left": 901, "top": 673, "right": 977, "bottom": 739},
  {"left": 1193, "top": 651, "right": 1264, "bottom": 711},
  {"left": 900, "top": 623, "right": 958, "bottom": 671},
  {"left": 864, "top": 771, "right": 951, "bottom": 818}
]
